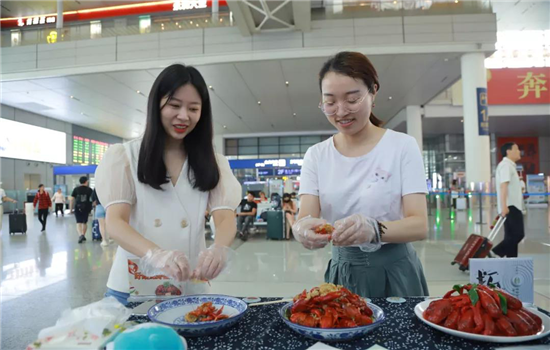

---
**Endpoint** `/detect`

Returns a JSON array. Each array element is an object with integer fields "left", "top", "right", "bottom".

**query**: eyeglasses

[{"left": 318, "top": 91, "right": 370, "bottom": 116}]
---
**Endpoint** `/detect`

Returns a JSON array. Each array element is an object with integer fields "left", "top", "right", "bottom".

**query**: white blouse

[{"left": 95, "top": 139, "right": 241, "bottom": 294}]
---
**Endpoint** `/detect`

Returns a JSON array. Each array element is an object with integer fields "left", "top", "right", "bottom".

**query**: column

[
  {"left": 406, "top": 105, "right": 423, "bottom": 151},
  {"left": 213, "top": 134, "right": 224, "bottom": 154},
  {"left": 56, "top": 0, "right": 63, "bottom": 29},
  {"left": 461, "top": 53, "right": 491, "bottom": 187},
  {"left": 212, "top": 0, "right": 219, "bottom": 23}
]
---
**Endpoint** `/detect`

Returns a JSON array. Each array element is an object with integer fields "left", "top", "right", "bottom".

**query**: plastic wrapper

[{"left": 27, "top": 297, "right": 131, "bottom": 349}]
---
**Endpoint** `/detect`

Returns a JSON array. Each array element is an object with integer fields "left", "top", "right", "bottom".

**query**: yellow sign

[
  {"left": 47, "top": 31, "right": 57, "bottom": 44},
  {"left": 517, "top": 72, "right": 547, "bottom": 99}
]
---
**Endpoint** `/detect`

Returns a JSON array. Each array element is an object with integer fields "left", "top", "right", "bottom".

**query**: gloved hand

[
  {"left": 191, "top": 244, "right": 235, "bottom": 281},
  {"left": 292, "top": 215, "right": 331, "bottom": 250},
  {"left": 332, "top": 214, "right": 382, "bottom": 252},
  {"left": 139, "top": 248, "right": 190, "bottom": 282}
]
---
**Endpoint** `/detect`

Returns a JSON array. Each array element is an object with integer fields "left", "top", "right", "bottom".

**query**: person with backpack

[
  {"left": 71, "top": 176, "right": 93, "bottom": 243},
  {"left": 33, "top": 184, "right": 52, "bottom": 232}
]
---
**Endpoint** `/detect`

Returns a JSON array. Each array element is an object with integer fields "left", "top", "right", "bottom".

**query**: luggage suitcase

[
  {"left": 92, "top": 219, "right": 102, "bottom": 241},
  {"left": 9, "top": 209, "right": 27, "bottom": 235},
  {"left": 451, "top": 216, "right": 505, "bottom": 271},
  {"left": 266, "top": 210, "right": 285, "bottom": 240}
]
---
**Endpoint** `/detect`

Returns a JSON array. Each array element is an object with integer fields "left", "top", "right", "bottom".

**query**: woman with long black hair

[{"left": 96, "top": 64, "right": 241, "bottom": 305}]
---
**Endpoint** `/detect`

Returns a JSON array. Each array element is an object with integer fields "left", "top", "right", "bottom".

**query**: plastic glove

[
  {"left": 332, "top": 214, "right": 382, "bottom": 252},
  {"left": 191, "top": 244, "right": 235, "bottom": 281},
  {"left": 291, "top": 215, "right": 331, "bottom": 250},
  {"left": 139, "top": 248, "right": 190, "bottom": 282}
]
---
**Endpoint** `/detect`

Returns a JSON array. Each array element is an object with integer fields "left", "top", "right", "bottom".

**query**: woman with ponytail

[{"left": 292, "top": 52, "right": 429, "bottom": 298}]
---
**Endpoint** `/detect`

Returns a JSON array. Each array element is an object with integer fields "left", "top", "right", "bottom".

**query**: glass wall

[
  {"left": 423, "top": 134, "right": 466, "bottom": 190},
  {"left": 224, "top": 134, "right": 333, "bottom": 159}
]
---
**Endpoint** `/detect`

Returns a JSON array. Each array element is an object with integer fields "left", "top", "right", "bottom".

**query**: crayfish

[
  {"left": 424, "top": 284, "right": 542, "bottom": 336},
  {"left": 314, "top": 224, "right": 334, "bottom": 240},
  {"left": 289, "top": 283, "right": 374, "bottom": 328},
  {"left": 185, "top": 302, "right": 230, "bottom": 323}
]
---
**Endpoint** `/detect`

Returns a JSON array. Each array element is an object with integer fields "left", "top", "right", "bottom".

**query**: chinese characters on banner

[
  {"left": 476, "top": 87, "right": 489, "bottom": 136},
  {"left": 487, "top": 67, "right": 550, "bottom": 105}
]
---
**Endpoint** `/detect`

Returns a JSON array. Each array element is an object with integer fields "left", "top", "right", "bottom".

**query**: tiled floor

[{"left": 1, "top": 206, "right": 549, "bottom": 349}]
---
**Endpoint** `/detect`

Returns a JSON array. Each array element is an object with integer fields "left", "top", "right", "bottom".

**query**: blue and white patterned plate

[
  {"left": 148, "top": 295, "right": 248, "bottom": 337},
  {"left": 279, "top": 300, "right": 386, "bottom": 342}
]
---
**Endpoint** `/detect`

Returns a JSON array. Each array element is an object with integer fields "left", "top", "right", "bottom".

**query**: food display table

[{"left": 128, "top": 297, "right": 550, "bottom": 350}]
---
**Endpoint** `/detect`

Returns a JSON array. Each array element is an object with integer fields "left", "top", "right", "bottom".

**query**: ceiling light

[
  {"left": 196, "top": 23, "right": 199, "bottom": 27},
  {"left": 454, "top": 0, "right": 458, "bottom": 3},
  {"left": 70, "top": 95, "right": 74, "bottom": 99},
  {"left": 190, "top": 21, "right": 193, "bottom": 24},
  {"left": 223, "top": 125, "right": 227, "bottom": 129},
  {"left": 208, "top": 85, "right": 213, "bottom": 89},
  {"left": 176, "top": 22, "right": 179, "bottom": 25},
  {"left": 257, "top": 101, "right": 261, "bottom": 105},
  {"left": 136, "top": 90, "right": 140, "bottom": 94},
  {"left": 205, "top": 19, "right": 208, "bottom": 23},
  {"left": 444, "top": 58, "right": 449, "bottom": 62},
  {"left": 179, "top": 25, "right": 182, "bottom": 28},
  {"left": 461, "top": 119, "right": 464, "bottom": 123},
  {"left": 388, "top": 96, "right": 393, "bottom": 100},
  {"left": 220, "top": 18, "right": 223, "bottom": 22},
  {"left": 393, "top": 0, "right": 397, "bottom": 3},
  {"left": 285, "top": 81, "right": 289, "bottom": 86},
  {"left": 293, "top": 113, "right": 296, "bottom": 116},
  {"left": 81, "top": 112, "right": 85, "bottom": 115}
]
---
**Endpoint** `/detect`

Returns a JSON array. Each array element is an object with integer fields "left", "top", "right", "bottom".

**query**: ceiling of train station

[
  {"left": 1, "top": 1, "right": 548, "bottom": 139},
  {"left": 0, "top": 53, "right": 462, "bottom": 138}
]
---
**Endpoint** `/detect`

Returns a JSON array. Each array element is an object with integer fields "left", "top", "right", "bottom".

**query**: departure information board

[{"left": 72, "top": 136, "right": 110, "bottom": 165}]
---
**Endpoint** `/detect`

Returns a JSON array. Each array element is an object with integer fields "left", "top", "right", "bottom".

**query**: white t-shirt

[
  {"left": 299, "top": 129, "right": 428, "bottom": 224},
  {"left": 496, "top": 157, "right": 523, "bottom": 213},
  {"left": 0, "top": 189, "right": 5, "bottom": 204},
  {"left": 52, "top": 192, "right": 65, "bottom": 204}
]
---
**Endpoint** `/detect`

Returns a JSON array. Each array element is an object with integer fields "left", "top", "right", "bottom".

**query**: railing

[
  {"left": 1, "top": 11, "right": 232, "bottom": 48},
  {"left": 426, "top": 191, "right": 549, "bottom": 232},
  {"left": 312, "top": 0, "right": 492, "bottom": 20}
]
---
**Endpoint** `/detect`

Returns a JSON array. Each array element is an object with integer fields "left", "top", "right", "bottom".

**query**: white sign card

[{"left": 469, "top": 258, "right": 534, "bottom": 304}]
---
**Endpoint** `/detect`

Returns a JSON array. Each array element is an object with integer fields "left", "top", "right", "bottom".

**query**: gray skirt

[{"left": 324, "top": 243, "right": 429, "bottom": 298}]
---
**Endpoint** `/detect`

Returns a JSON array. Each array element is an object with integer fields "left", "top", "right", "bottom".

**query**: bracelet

[
  {"left": 373, "top": 220, "right": 387, "bottom": 244},
  {"left": 377, "top": 221, "right": 387, "bottom": 236}
]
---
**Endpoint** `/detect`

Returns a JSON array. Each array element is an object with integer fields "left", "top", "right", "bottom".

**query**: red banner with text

[{"left": 488, "top": 67, "right": 550, "bottom": 105}]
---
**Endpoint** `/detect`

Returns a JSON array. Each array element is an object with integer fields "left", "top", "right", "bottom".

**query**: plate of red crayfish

[
  {"left": 279, "top": 283, "right": 385, "bottom": 341},
  {"left": 148, "top": 295, "right": 248, "bottom": 337},
  {"left": 415, "top": 283, "right": 550, "bottom": 343}
]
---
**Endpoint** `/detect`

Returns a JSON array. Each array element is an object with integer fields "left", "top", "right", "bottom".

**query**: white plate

[{"left": 414, "top": 299, "right": 550, "bottom": 343}]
